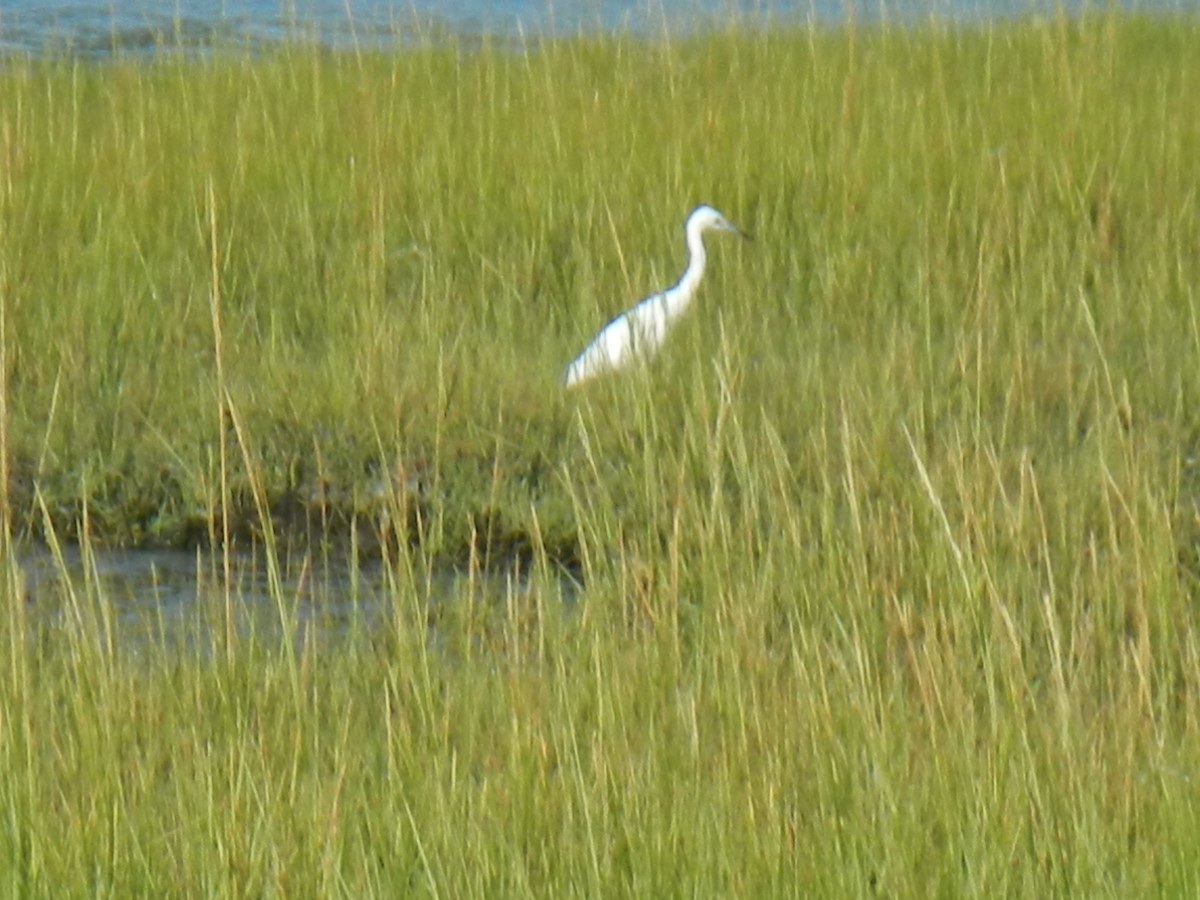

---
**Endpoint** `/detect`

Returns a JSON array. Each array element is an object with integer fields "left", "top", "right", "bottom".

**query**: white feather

[{"left": 563, "top": 204, "right": 747, "bottom": 388}]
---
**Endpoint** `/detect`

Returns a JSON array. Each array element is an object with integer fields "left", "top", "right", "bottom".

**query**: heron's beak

[{"left": 720, "top": 220, "right": 748, "bottom": 241}]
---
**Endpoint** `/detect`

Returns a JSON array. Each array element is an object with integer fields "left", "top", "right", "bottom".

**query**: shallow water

[
  {"left": 15, "top": 544, "right": 569, "bottom": 654},
  {"left": 0, "top": 0, "right": 1188, "bottom": 57}
]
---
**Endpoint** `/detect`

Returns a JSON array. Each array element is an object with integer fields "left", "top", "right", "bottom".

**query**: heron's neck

[{"left": 665, "top": 226, "right": 708, "bottom": 317}]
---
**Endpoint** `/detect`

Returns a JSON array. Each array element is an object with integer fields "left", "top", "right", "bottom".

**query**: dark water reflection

[{"left": 16, "top": 545, "right": 568, "bottom": 655}]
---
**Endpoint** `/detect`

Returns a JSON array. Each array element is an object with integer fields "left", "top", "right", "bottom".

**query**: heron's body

[{"left": 562, "top": 205, "right": 747, "bottom": 388}]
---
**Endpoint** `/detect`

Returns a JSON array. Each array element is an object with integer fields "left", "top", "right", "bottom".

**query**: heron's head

[{"left": 688, "top": 204, "right": 751, "bottom": 240}]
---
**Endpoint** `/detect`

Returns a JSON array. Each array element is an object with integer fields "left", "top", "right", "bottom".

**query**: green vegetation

[{"left": 2, "top": 11, "right": 1200, "bottom": 893}]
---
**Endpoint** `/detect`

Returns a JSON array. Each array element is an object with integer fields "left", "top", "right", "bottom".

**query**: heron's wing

[
  {"left": 562, "top": 292, "right": 671, "bottom": 387},
  {"left": 626, "top": 293, "right": 670, "bottom": 349},
  {"left": 563, "top": 310, "right": 635, "bottom": 386}
]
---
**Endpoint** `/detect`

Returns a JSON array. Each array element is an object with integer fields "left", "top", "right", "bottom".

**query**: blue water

[{"left": 0, "top": 0, "right": 1191, "bottom": 55}]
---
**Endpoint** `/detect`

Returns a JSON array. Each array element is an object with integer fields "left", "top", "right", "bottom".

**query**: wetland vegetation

[{"left": 2, "top": 11, "right": 1200, "bottom": 893}]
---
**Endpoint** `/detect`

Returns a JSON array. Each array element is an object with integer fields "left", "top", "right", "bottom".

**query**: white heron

[{"left": 561, "top": 204, "right": 749, "bottom": 388}]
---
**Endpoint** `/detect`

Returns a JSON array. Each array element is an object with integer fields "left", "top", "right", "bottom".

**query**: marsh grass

[{"left": 1, "top": 10, "right": 1200, "bottom": 894}]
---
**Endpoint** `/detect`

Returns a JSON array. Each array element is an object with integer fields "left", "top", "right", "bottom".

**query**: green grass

[{"left": 2, "top": 11, "right": 1200, "bottom": 894}]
